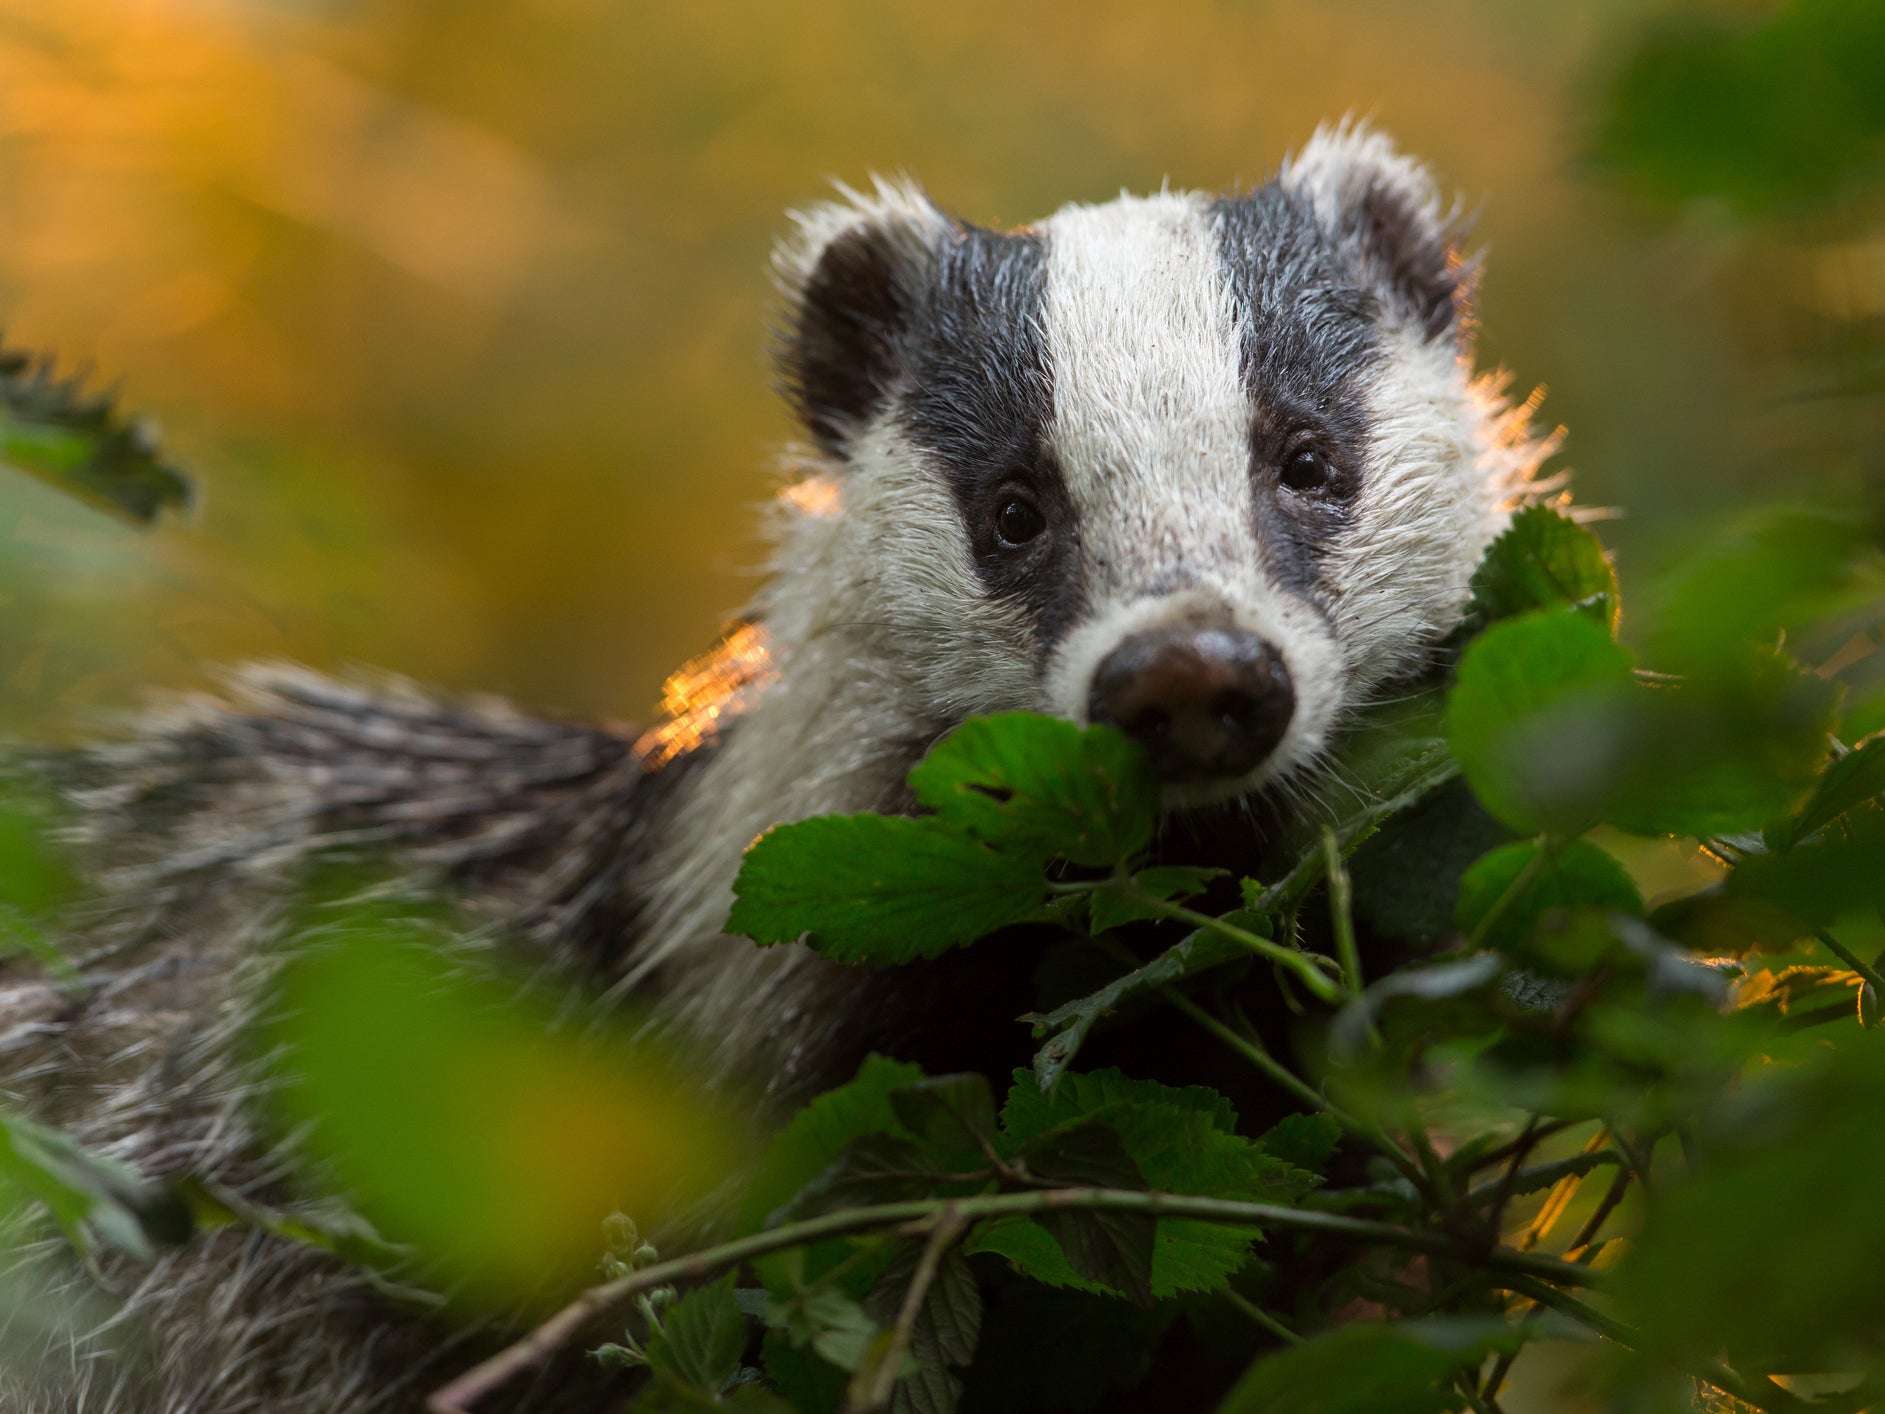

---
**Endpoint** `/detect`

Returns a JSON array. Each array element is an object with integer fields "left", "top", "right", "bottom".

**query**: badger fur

[{"left": 0, "top": 122, "right": 1553, "bottom": 1412}]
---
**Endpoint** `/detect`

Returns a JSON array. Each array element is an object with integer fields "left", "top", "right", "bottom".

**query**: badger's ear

[
  {"left": 774, "top": 178, "right": 952, "bottom": 455},
  {"left": 1281, "top": 122, "right": 1471, "bottom": 342}
]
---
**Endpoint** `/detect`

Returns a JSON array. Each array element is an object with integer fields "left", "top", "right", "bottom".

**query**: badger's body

[{"left": 1, "top": 124, "right": 1552, "bottom": 1412}]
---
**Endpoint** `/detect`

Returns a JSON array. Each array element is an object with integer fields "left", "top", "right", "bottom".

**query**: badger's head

[{"left": 770, "top": 124, "right": 1548, "bottom": 807}]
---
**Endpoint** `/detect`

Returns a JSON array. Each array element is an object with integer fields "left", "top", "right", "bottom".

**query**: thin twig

[
  {"left": 1161, "top": 987, "right": 1428, "bottom": 1192},
  {"left": 1815, "top": 929, "right": 1885, "bottom": 999},
  {"left": 427, "top": 1188, "right": 1597, "bottom": 1413},
  {"left": 1221, "top": 1288, "right": 1302, "bottom": 1345},
  {"left": 847, "top": 1204, "right": 967, "bottom": 1413}
]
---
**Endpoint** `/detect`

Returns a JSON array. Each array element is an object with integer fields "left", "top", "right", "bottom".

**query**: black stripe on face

[
  {"left": 897, "top": 227, "right": 1083, "bottom": 656},
  {"left": 1210, "top": 186, "right": 1384, "bottom": 600}
]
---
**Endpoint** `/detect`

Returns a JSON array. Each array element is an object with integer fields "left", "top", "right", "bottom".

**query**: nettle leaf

[
  {"left": 772, "top": 1133, "right": 956, "bottom": 1224},
  {"left": 998, "top": 1071, "right": 1316, "bottom": 1297},
  {"left": 859, "top": 1244, "right": 983, "bottom": 1414},
  {"left": 1445, "top": 608, "right": 1636, "bottom": 835},
  {"left": 761, "top": 1328, "right": 848, "bottom": 1414},
  {"left": 1010, "top": 1122, "right": 1155, "bottom": 1306},
  {"left": 1767, "top": 733, "right": 1885, "bottom": 850},
  {"left": 1455, "top": 838, "right": 1644, "bottom": 955},
  {"left": 0, "top": 350, "right": 191, "bottom": 524},
  {"left": 1469, "top": 505, "right": 1618, "bottom": 631},
  {"left": 741, "top": 1056, "right": 926, "bottom": 1232},
  {"left": 907, "top": 713, "right": 1158, "bottom": 868},
  {"left": 1026, "top": 929, "right": 1249, "bottom": 1092},
  {"left": 1088, "top": 866, "right": 1226, "bottom": 934},
  {"left": 1257, "top": 1112, "right": 1343, "bottom": 1178},
  {"left": 889, "top": 1075, "right": 998, "bottom": 1170},
  {"left": 0, "top": 1110, "right": 192, "bottom": 1261},
  {"left": 1218, "top": 1319, "right": 1529, "bottom": 1414},
  {"left": 647, "top": 1272, "right": 745, "bottom": 1395},
  {"left": 727, "top": 815, "right": 1043, "bottom": 963}
]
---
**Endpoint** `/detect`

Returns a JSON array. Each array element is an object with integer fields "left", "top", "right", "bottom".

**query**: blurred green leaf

[
  {"left": 1593, "top": 0, "right": 1885, "bottom": 218},
  {"left": 268, "top": 909, "right": 749, "bottom": 1302},
  {"left": 1445, "top": 608, "right": 1636, "bottom": 835},
  {"left": 1642, "top": 508, "right": 1871, "bottom": 671},
  {"left": 1766, "top": 733, "right": 1885, "bottom": 849},
  {"left": 0, "top": 351, "right": 190, "bottom": 524},
  {"left": 1469, "top": 505, "right": 1618, "bottom": 631},
  {"left": 727, "top": 814, "right": 1044, "bottom": 962},
  {"left": 907, "top": 714, "right": 1158, "bottom": 868},
  {"left": 1217, "top": 1319, "right": 1526, "bottom": 1414},
  {"left": 994, "top": 1122, "right": 1154, "bottom": 1305},
  {"left": 1456, "top": 838, "right": 1644, "bottom": 955},
  {"left": 0, "top": 1109, "right": 191, "bottom": 1262},
  {"left": 1615, "top": 1038, "right": 1885, "bottom": 1374}
]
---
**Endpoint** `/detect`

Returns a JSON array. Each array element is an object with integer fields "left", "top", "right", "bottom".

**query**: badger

[{"left": 0, "top": 122, "right": 1552, "bottom": 1413}]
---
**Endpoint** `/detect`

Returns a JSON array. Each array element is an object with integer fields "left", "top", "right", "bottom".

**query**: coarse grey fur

[{"left": 1, "top": 122, "right": 1558, "bottom": 1411}]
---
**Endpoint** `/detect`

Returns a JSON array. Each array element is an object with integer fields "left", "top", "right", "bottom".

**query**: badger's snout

[{"left": 1087, "top": 625, "right": 1295, "bottom": 782}]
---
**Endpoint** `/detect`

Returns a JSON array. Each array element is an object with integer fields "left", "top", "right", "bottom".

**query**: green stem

[
  {"left": 1133, "top": 889, "right": 1345, "bottom": 1004},
  {"left": 1815, "top": 929, "right": 1885, "bottom": 999},
  {"left": 1500, "top": 1275, "right": 1813, "bottom": 1414},
  {"left": 1161, "top": 987, "right": 1429, "bottom": 1193},
  {"left": 1221, "top": 1288, "right": 1302, "bottom": 1345},
  {"left": 1322, "top": 828, "right": 1363, "bottom": 994},
  {"left": 431, "top": 1189, "right": 1597, "bottom": 1413},
  {"left": 1466, "top": 835, "right": 1557, "bottom": 950}
]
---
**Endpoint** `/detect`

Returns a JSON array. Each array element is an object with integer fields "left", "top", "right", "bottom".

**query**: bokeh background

[{"left": 0, "top": 0, "right": 1878, "bottom": 742}]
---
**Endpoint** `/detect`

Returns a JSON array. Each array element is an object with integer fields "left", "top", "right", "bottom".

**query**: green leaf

[
  {"left": 761, "top": 1328, "right": 847, "bottom": 1414},
  {"left": 1328, "top": 955, "right": 1506, "bottom": 1063},
  {"left": 1000, "top": 1071, "right": 1317, "bottom": 1297},
  {"left": 0, "top": 350, "right": 191, "bottom": 524},
  {"left": 1455, "top": 839, "right": 1644, "bottom": 955},
  {"left": 1592, "top": 4, "right": 1885, "bottom": 219},
  {"left": 1615, "top": 1040, "right": 1885, "bottom": 1372},
  {"left": 859, "top": 1244, "right": 983, "bottom": 1414},
  {"left": 771, "top": 1133, "right": 956, "bottom": 1223},
  {"left": 1445, "top": 608, "right": 1636, "bottom": 834},
  {"left": 1767, "top": 734, "right": 1885, "bottom": 850},
  {"left": 1088, "top": 867, "right": 1225, "bottom": 934},
  {"left": 906, "top": 713, "right": 1159, "bottom": 867},
  {"left": 0, "top": 1110, "right": 193, "bottom": 1262},
  {"left": 889, "top": 1075, "right": 998, "bottom": 1170},
  {"left": 1257, "top": 1113, "right": 1343, "bottom": 1178},
  {"left": 1642, "top": 508, "right": 1871, "bottom": 671},
  {"left": 1217, "top": 1319, "right": 1528, "bottom": 1414},
  {"left": 761, "top": 1273, "right": 882, "bottom": 1375},
  {"left": 1015, "top": 1123, "right": 1155, "bottom": 1305},
  {"left": 727, "top": 815, "right": 1044, "bottom": 962},
  {"left": 741, "top": 1056, "right": 926, "bottom": 1232},
  {"left": 647, "top": 1272, "right": 745, "bottom": 1395},
  {"left": 1348, "top": 779, "right": 1513, "bottom": 950},
  {"left": 1469, "top": 505, "right": 1618, "bottom": 631},
  {"left": 1602, "top": 653, "right": 1839, "bottom": 838}
]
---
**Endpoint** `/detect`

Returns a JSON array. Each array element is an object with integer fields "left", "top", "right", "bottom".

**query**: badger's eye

[
  {"left": 995, "top": 496, "right": 1046, "bottom": 548},
  {"left": 1280, "top": 447, "right": 1335, "bottom": 493}
]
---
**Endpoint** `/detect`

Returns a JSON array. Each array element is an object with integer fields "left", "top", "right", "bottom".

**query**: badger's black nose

[{"left": 1087, "top": 627, "right": 1294, "bottom": 781}]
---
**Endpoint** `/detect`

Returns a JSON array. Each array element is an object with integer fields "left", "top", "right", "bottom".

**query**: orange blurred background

[{"left": 0, "top": 0, "right": 1868, "bottom": 735}]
